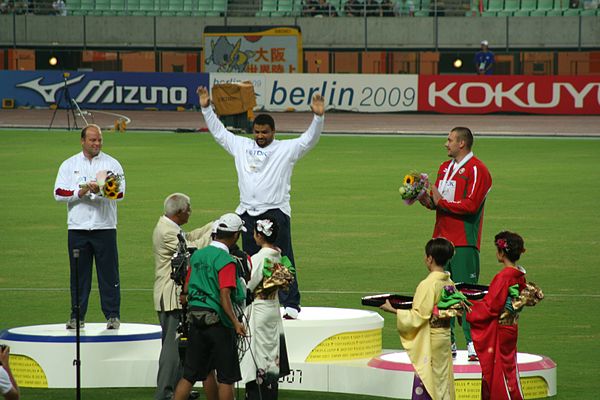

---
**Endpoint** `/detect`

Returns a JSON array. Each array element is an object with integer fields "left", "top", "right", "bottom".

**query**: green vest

[{"left": 188, "top": 244, "right": 246, "bottom": 328}]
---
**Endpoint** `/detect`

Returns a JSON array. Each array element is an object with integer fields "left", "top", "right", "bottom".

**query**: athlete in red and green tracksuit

[{"left": 424, "top": 127, "right": 492, "bottom": 355}]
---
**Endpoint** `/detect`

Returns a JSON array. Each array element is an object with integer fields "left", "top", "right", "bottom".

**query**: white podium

[{"left": 0, "top": 307, "right": 557, "bottom": 399}]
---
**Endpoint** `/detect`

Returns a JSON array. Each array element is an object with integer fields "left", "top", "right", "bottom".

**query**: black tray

[
  {"left": 361, "top": 294, "right": 414, "bottom": 310},
  {"left": 456, "top": 283, "right": 489, "bottom": 300}
]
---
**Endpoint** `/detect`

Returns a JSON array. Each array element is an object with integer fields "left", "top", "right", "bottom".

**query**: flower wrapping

[
  {"left": 500, "top": 281, "right": 544, "bottom": 320},
  {"left": 255, "top": 256, "right": 295, "bottom": 300},
  {"left": 398, "top": 171, "right": 430, "bottom": 205},
  {"left": 433, "top": 285, "right": 472, "bottom": 319}
]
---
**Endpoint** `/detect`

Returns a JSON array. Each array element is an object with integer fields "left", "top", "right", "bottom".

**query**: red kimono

[{"left": 466, "top": 266, "right": 527, "bottom": 400}]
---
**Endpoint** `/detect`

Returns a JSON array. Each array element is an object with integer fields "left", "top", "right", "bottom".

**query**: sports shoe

[
  {"left": 66, "top": 318, "right": 84, "bottom": 329},
  {"left": 467, "top": 341, "right": 478, "bottom": 362},
  {"left": 282, "top": 307, "right": 299, "bottom": 320},
  {"left": 106, "top": 317, "right": 121, "bottom": 330},
  {"left": 451, "top": 342, "right": 457, "bottom": 359}
]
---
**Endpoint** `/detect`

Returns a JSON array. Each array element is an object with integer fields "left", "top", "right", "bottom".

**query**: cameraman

[
  {"left": 0, "top": 346, "right": 19, "bottom": 400},
  {"left": 152, "top": 193, "right": 213, "bottom": 400}
]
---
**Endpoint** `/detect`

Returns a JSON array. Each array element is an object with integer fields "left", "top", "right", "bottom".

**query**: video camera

[
  {"left": 170, "top": 233, "right": 196, "bottom": 287},
  {"left": 169, "top": 233, "right": 197, "bottom": 362}
]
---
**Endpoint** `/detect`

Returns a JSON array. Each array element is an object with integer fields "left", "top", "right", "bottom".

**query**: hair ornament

[
  {"left": 256, "top": 219, "right": 274, "bottom": 237},
  {"left": 496, "top": 238, "right": 509, "bottom": 252}
]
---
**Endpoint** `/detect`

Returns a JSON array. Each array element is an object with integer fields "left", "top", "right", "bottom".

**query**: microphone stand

[{"left": 72, "top": 248, "right": 82, "bottom": 400}]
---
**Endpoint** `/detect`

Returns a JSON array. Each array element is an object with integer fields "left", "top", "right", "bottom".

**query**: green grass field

[{"left": 1, "top": 129, "right": 599, "bottom": 399}]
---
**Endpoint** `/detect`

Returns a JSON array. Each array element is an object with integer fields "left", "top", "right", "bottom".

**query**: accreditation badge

[{"left": 442, "top": 180, "right": 456, "bottom": 201}]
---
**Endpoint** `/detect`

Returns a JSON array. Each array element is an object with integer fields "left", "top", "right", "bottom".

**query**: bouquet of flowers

[
  {"left": 500, "top": 281, "right": 544, "bottom": 320},
  {"left": 95, "top": 170, "right": 123, "bottom": 200},
  {"left": 398, "top": 171, "right": 430, "bottom": 205},
  {"left": 255, "top": 256, "right": 296, "bottom": 300},
  {"left": 433, "top": 285, "right": 472, "bottom": 319}
]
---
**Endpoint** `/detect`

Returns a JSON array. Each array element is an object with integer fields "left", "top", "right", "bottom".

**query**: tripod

[{"left": 49, "top": 73, "right": 79, "bottom": 131}]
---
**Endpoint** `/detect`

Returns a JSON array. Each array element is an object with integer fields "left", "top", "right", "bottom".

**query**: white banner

[{"left": 210, "top": 73, "right": 419, "bottom": 113}]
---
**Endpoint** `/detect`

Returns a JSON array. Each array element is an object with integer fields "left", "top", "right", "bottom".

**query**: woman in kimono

[
  {"left": 467, "top": 231, "right": 543, "bottom": 400},
  {"left": 240, "top": 217, "right": 293, "bottom": 400},
  {"left": 381, "top": 237, "right": 466, "bottom": 400}
]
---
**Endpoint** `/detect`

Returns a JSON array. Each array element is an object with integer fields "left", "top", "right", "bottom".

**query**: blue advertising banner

[{"left": 0, "top": 71, "right": 209, "bottom": 110}]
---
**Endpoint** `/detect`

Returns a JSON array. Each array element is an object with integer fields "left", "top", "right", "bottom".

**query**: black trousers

[
  {"left": 245, "top": 380, "right": 279, "bottom": 400},
  {"left": 240, "top": 209, "right": 300, "bottom": 311},
  {"left": 68, "top": 229, "right": 120, "bottom": 320}
]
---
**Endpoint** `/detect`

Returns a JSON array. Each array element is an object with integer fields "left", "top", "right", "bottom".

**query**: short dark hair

[
  {"left": 425, "top": 237, "right": 455, "bottom": 267},
  {"left": 253, "top": 114, "right": 275, "bottom": 131},
  {"left": 254, "top": 215, "right": 279, "bottom": 244},
  {"left": 494, "top": 231, "right": 525, "bottom": 263},
  {"left": 451, "top": 127, "right": 474, "bottom": 149},
  {"left": 214, "top": 230, "right": 238, "bottom": 240}
]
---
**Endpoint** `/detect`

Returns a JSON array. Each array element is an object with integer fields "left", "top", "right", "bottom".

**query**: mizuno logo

[
  {"left": 16, "top": 75, "right": 85, "bottom": 102},
  {"left": 16, "top": 75, "right": 188, "bottom": 105}
]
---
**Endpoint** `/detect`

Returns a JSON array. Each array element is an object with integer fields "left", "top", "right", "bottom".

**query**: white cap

[
  {"left": 212, "top": 213, "right": 247, "bottom": 233},
  {"left": 481, "top": 40, "right": 489, "bottom": 46}
]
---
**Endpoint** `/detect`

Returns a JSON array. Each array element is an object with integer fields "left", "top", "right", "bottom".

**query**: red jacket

[{"left": 433, "top": 156, "right": 492, "bottom": 249}]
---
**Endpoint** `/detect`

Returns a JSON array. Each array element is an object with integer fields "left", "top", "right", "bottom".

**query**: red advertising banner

[{"left": 418, "top": 75, "right": 600, "bottom": 115}]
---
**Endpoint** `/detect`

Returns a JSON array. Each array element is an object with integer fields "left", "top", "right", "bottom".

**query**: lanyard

[{"left": 438, "top": 152, "right": 473, "bottom": 195}]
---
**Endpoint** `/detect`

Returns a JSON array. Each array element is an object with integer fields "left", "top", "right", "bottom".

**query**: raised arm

[
  {"left": 291, "top": 94, "right": 325, "bottom": 160},
  {"left": 197, "top": 86, "right": 248, "bottom": 155},
  {"left": 186, "top": 221, "right": 214, "bottom": 249}
]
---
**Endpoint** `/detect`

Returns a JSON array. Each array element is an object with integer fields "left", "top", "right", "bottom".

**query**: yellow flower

[{"left": 404, "top": 174, "right": 415, "bottom": 185}]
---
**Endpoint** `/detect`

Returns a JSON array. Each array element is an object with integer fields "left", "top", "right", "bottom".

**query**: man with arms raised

[
  {"left": 419, "top": 127, "right": 492, "bottom": 361},
  {"left": 197, "top": 86, "right": 325, "bottom": 319}
]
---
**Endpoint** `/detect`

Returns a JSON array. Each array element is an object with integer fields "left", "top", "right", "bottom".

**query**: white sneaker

[
  {"left": 467, "top": 341, "right": 478, "bottom": 362},
  {"left": 283, "top": 307, "right": 299, "bottom": 320},
  {"left": 451, "top": 342, "right": 457, "bottom": 359}
]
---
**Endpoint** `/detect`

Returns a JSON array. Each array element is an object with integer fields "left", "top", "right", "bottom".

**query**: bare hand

[
  {"left": 418, "top": 191, "right": 435, "bottom": 209},
  {"left": 179, "top": 294, "right": 188, "bottom": 306},
  {"left": 0, "top": 345, "right": 10, "bottom": 367},
  {"left": 197, "top": 86, "right": 210, "bottom": 108},
  {"left": 310, "top": 94, "right": 325, "bottom": 116},
  {"left": 88, "top": 182, "right": 100, "bottom": 194},
  {"left": 431, "top": 185, "right": 442, "bottom": 206},
  {"left": 234, "top": 321, "right": 247, "bottom": 337},
  {"left": 379, "top": 300, "right": 397, "bottom": 314}
]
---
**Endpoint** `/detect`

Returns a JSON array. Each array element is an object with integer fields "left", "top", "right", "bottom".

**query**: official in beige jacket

[{"left": 152, "top": 193, "right": 212, "bottom": 400}]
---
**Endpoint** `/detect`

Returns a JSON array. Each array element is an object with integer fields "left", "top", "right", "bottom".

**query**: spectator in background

[
  {"left": 569, "top": 0, "right": 579, "bottom": 7},
  {"left": 381, "top": 0, "right": 398, "bottom": 15},
  {"left": 344, "top": 0, "right": 364, "bottom": 15},
  {"left": 312, "top": 0, "right": 338, "bottom": 16},
  {"left": 365, "top": 0, "right": 381, "bottom": 15},
  {"left": 475, "top": 40, "right": 495, "bottom": 75},
  {"left": 53, "top": 0, "right": 67, "bottom": 15},
  {"left": 396, "top": 0, "right": 415, "bottom": 15},
  {"left": 0, "top": 346, "right": 19, "bottom": 400}
]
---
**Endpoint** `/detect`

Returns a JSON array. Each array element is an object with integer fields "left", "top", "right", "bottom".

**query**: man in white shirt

[
  {"left": 0, "top": 346, "right": 19, "bottom": 400},
  {"left": 152, "top": 193, "right": 213, "bottom": 400},
  {"left": 197, "top": 86, "right": 325, "bottom": 318},
  {"left": 54, "top": 124, "right": 126, "bottom": 330}
]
